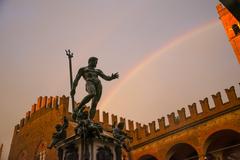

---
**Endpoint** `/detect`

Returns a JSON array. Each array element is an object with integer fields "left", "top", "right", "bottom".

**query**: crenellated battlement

[
  {"left": 130, "top": 84, "right": 240, "bottom": 148},
  {"left": 13, "top": 84, "right": 240, "bottom": 150},
  {"left": 14, "top": 95, "right": 69, "bottom": 134},
  {"left": 14, "top": 95, "right": 145, "bottom": 137}
]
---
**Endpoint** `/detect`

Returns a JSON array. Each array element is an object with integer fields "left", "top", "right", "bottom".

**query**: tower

[{"left": 217, "top": 3, "right": 240, "bottom": 63}]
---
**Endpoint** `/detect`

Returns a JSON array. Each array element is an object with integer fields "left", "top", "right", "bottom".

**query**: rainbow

[{"left": 100, "top": 19, "right": 220, "bottom": 109}]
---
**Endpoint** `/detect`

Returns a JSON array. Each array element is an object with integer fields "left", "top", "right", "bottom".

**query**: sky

[{"left": 0, "top": 0, "right": 240, "bottom": 159}]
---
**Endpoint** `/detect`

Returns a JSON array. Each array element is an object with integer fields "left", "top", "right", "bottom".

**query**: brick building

[
  {"left": 8, "top": 85, "right": 240, "bottom": 160},
  {"left": 8, "top": 4, "right": 240, "bottom": 160}
]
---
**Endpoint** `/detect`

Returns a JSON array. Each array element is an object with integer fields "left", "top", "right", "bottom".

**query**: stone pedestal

[{"left": 55, "top": 131, "right": 117, "bottom": 160}]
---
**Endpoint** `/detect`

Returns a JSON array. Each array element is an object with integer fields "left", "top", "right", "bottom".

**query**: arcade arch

[
  {"left": 204, "top": 129, "right": 240, "bottom": 160},
  {"left": 166, "top": 143, "right": 198, "bottom": 160},
  {"left": 138, "top": 154, "right": 158, "bottom": 160}
]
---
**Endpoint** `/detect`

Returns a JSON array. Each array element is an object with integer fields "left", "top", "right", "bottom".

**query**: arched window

[
  {"left": 166, "top": 143, "right": 198, "bottom": 160},
  {"left": 138, "top": 155, "right": 158, "bottom": 160},
  {"left": 232, "top": 24, "right": 240, "bottom": 36},
  {"left": 17, "top": 150, "right": 28, "bottom": 160},
  {"left": 35, "top": 141, "right": 47, "bottom": 160},
  {"left": 204, "top": 129, "right": 240, "bottom": 160}
]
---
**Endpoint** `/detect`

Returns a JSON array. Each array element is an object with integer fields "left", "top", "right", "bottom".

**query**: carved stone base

[{"left": 55, "top": 131, "right": 118, "bottom": 160}]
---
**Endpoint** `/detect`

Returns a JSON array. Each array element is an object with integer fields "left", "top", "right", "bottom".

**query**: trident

[{"left": 66, "top": 49, "right": 75, "bottom": 111}]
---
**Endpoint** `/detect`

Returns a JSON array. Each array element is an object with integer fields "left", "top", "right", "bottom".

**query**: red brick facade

[
  {"left": 8, "top": 85, "right": 240, "bottom": 160},
  {"left": 8, "top": 96, "right": 72, "bottom": 160},
  {"left": 129, "top": 86, "right": 240, "bottom": 160}
]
